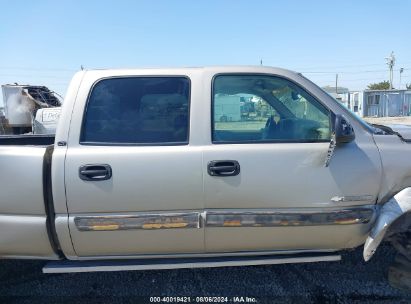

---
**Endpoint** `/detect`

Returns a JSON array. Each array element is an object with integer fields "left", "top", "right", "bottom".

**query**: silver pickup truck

[{"left": 1, "top": 66, "right": 411, "bottom": 274}]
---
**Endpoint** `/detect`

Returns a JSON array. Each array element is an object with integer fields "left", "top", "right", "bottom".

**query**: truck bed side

[{"left": 0, "top": 144, "right": 58, "bottom": 259}]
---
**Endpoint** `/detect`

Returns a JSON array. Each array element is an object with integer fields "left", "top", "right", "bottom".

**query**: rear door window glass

[{"left": 81, "top": 77, "right": 190, "bottom": 145}]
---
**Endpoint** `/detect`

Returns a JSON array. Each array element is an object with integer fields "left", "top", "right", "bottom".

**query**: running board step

[{"left": 43, "top": 253, "right": 341, "bottom": 274}]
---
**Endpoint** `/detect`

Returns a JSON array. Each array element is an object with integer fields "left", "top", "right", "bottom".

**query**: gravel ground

[
  {"left": 363, "top": 116, "right": 411, "bottom": 126},
  {"left": 0, "top": 244, "right": 410, "bottom": 303}
]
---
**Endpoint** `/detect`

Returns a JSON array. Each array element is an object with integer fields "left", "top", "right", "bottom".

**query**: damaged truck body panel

[
  {"left": 364, "top": 188, "right": 411, "bottom": 261},
  {"left": 362, "top": 125, "right": 411, "bottom": 261}
]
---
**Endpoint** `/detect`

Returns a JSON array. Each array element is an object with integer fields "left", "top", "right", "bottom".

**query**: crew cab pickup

[{"left": 1, "top": 66, "right": 411, "bottom": 273}]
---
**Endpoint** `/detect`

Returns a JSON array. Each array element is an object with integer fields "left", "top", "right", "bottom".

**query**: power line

[
  {"left": 0, "top": 66, "right": 77, "bottom": 72},
  {"left": 310, "top": 74, "right": 410, "bottom": 81},
  {"left": 339, "top": 77, "right": 391, "bottom": 82},
  {"left": 0, "top": 74, "right": 71, "bottom": 79},
  {"left": 296, "top": 61, "right": 411, "bottom": 71},
  {"left": 302, "top": 68, "right": 409, "bottom": 75}
]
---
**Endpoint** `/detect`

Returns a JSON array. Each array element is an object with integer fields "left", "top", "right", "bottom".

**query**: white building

[
  {"left": 346, "top": 91, "right": 365, "bottom": 117},
  {"left": 336, "top": 90, "right": 411, "bottom": 118}
]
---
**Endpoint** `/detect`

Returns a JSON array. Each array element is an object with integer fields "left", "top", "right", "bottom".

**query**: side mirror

[{"left": 334, "top": 114, "right": 355, "bottom": 144}]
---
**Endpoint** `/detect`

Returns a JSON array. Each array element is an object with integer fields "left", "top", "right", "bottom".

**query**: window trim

[
  {"left": 79, "top": 75, "right": 191, "bottom": 146},
  {"left": 211, "top": 73, "right": 332, "bottom": 145}
]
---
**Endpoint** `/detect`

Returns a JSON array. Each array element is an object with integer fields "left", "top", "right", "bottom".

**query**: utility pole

[
  {"left": 385, "top": 51, "right": 395, "bottom": 89},
  {"left": 399, "top": 68, "right": 404, "bottom": 89},
  {"left": 335, "top": 74, "right": 338, "bottom": 95}
]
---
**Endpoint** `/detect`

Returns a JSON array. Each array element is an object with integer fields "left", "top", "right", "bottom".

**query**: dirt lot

[
  {"left": 363, "top": 116, "right": 411, "bottom": 126},
  {"left": 0, "top": 244, "right": 410, "bottom": 303}
]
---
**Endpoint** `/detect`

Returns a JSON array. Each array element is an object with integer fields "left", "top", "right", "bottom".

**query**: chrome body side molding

[
  {"left": 74, "top": 207, "right": 375, "bottom": 232},
  {"left": 74, "top": 212, "right": 201, "bottom": 231},
  {"left": 206, "top": 207, "right": 375, "bottom": 228}
]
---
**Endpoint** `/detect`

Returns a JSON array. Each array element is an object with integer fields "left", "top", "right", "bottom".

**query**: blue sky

[{"left": 0, "top": 0, "right": 410, "bottom": 106}]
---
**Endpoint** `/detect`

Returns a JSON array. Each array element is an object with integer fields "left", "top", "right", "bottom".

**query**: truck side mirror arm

[
  {"left": 334, "top": 114, "right": 355, "bottom": 144},
  {"left": 325, "top": 114, "right": 355, "bottom": 167}
]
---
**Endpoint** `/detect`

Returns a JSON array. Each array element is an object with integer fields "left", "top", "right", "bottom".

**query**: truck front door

[
  {"left": 203, "top": 73, "right": 381, "bottom": 253},
  {"left": 64, "top": 75, "right": 204, "bottom": 257}
]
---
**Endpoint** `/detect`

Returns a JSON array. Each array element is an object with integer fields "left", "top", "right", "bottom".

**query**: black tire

[{"left": 386, "top": 214, "right": 411, "bottom": 291}]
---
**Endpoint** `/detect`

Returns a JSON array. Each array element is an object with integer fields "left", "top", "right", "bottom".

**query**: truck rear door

[{"left": 64, "top": 73, "right": 204, "bottom": 257}]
